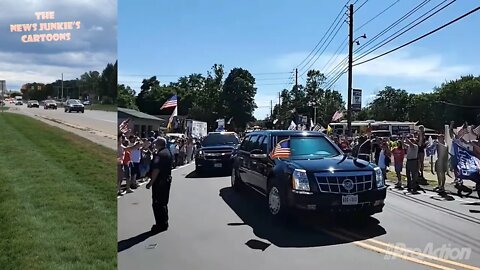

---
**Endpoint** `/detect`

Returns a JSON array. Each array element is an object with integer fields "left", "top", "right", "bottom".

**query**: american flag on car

[{"left": 270, "top": 139, "right": 290, "bottom": 159}]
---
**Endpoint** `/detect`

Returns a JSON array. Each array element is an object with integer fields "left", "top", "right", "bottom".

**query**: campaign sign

[{"left": 452, "top": 140, "right": 480, "bottom": 183}]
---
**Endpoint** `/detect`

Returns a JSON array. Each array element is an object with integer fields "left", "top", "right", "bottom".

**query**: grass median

[
  {"left": 0, "top": 113, "right": 116, "bottom": 270},
  {"left": 86, "top": 104, "right": 117, "bottom": 112}
]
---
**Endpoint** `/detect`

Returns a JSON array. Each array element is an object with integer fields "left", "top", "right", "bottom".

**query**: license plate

[
  {"left": 342, "top": 195, "right": 358, "bottom": 205},
  {"left": 214, "top": 163, "right": 222, "bottom": 168}
]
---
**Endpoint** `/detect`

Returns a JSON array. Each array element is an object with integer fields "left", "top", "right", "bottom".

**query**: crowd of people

[
  {"left": 330, "top": 123, "right": 479, "bottom": 196},
  {"left": 117, "top": 131, "right": 201, "bottom": 196}
]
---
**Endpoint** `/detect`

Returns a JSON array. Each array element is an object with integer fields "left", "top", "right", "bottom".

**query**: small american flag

[
  {"left": 270, "top": 139, "right": 290, "bottom": 159},
  {"left": 160, "top": 95, "right": 178, "bottom": 110},
  {"left": 473, "top": 125, "right": 480, "bottom": 136},
  {"left": 331, "top": 111, "right": 344, "bottom": 122},
  {"left": 456, "top": 125, "right": 469, "bottom": 139},
  {"left": 119, "top": 119, "right": 130, "bottom": 134}
]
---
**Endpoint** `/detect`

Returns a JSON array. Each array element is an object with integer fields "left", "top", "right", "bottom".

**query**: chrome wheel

[{"left": 268, "top": 187, "right": 281, "bottom": 215}]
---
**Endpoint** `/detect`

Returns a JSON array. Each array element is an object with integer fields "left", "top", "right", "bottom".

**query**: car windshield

[
  {"left": 202, "top": 133, "right": 239, "bottom": 146},
  {"left": 289, "top": 136, "right": 340, "bottom": 158},
  {"left": 69, "top": 100, "right": 81, "bottom": 104}
]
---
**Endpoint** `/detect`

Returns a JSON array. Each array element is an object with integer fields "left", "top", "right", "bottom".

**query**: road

[
  {"left": 118, "top": 163, "right": 480, "bottom": 270},
  {"left": 4, "top": 104, "right": 117, "bottom": 150}
]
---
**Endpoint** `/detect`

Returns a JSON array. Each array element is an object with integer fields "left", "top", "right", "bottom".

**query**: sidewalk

[{"left": 386, "top": 165, "right": 478, "bottom": 199}]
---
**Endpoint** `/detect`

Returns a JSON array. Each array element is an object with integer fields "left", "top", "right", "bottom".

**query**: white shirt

[{"left": 378, "top": 150, "right": 386, "bottom": 169}]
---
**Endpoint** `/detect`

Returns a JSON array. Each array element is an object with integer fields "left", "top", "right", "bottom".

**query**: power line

[
  {"left": 320, "top": 38, "right": 348, "bottom": 73},
  {"left": 296, "top": 0, "right": 350, "bottom": 69},
  {"left": 354, "top": 0, "right": 369, "bottom": 13},
  {"left": 353, "top": 6, "right": 480, "bottom": 66},
  {"left": 319, "top": 0, "right": 400, "bottom": 75},
  {"left": 354, "top": 0, "right": 432, "bottom": 54},
  {"left": 300, "top": 17, "right": 346, "bottom": 76},
  {"left": 355, "top": 0, "right": 401, "bottom": 31},
  {"left": 325, "top": 67, "right": 348, "bottom": 90},
  {"left": 354, "top": 0, "right": 456, "bottom": 63}
]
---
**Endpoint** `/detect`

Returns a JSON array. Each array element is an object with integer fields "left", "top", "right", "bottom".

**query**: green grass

[
  {"left": 86, "top": 104, "right": 117, "bottom": 112},
  {"left": 0, "top": 113, "right": 116, "bottom": 270}
]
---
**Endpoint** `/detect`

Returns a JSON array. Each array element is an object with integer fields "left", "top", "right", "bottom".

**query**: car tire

[
  {"left": 231, "top": 168, "right": 244, "bottom": 191},
  {"left": 267, "top": 181, "right": 289, "bottom": 219},
  {"left": 81, "top": 110, "right": 84, "bottom": 113},
  {"left": 195, "top": 165, "right": 203, "bottom": 176}
]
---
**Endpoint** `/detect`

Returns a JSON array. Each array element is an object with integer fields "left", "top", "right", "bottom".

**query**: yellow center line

[
  {"left": 323, "top": 229, "right": 455, "bottom": 270},
  {"left": 336, "top": 228, "right": 480, "bottom": 270}
]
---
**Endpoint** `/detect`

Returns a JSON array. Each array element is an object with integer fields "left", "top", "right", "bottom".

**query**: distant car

[
  {"left": 15, "top": 100, "right": 23, "bottom": 105},
  {"left": 83, "top": 100, "right": 91, "bottom": 105},
  {"left": 64, "top": 99, "right": 84, "bottom": 113},
  {"left": 44, "top": 100, "right": 58, "bottom": 110},
  {"left": 27, "top": 100, "right": 40, "bottom": 108}
]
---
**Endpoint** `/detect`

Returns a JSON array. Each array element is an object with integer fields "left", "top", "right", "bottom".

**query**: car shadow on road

[
  {"left": 220, "top": 187, "right": 387, "bottom": 248},
  {"left": 185, "top": 170, "right": 231, "bottom": 179},
  {"left": 118, "top": 231, "right": 158, "bottom": 252}
]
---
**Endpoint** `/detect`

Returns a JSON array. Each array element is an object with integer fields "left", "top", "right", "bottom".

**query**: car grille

[
  {"left": 314, "top": 171, "right": 373, "bottom": 194},
  {"left": 204, "top": 149, "right": 232, "bottom": 160}
]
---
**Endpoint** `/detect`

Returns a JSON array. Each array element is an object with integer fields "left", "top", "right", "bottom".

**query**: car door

[
  {"left": 249, "top": 134, "right": 270, "bottom": 193},
  {"left": 238, "top": 135, "right": 255, "bottom": 186}
]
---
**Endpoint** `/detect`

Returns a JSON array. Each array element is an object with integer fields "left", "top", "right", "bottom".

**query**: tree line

[
  {"left": 118, "top": 64, "right": 257, "bottom": 130},
  {"left": 356, "top": 75, "right": 480, "bottom": 131},
  {"left": 19, "top": 61, "right": 118, "bottom": 103},
  {"left": 118, "top": 63, "right": 479, "bottom": 132}
]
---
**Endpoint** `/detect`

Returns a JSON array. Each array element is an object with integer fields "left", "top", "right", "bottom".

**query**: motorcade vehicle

[
  {"left": 27, "top": 100, "right": 40, "bottom": 108},
  {"left": 64, "top": 99, "right": 85, "bottom": 113},
  {"left": 44, "top": 100, "right": 58, "bottom": 110},
  {"left": 195, "top": 132, "right": 240, "bottom": 174},
  {"left": 231, "top": 130, "right": 387, "bottom": 220}
]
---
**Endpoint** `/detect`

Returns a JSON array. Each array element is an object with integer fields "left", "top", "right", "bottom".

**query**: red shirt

[
  {"left": 122, "top": 149, "right": 131, "bottom": 165},
  {"left": 392, "top": 147, "right": 405, "bottom": 164}
]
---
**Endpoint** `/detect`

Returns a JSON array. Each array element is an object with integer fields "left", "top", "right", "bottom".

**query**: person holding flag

[{"left": 160, "top": 94, "right": 178, "bottom": 132}]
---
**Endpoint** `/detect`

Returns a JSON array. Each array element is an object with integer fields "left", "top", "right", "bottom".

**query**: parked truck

[{"left": 185, "top": 119, "right": 208, "bottom": 139}]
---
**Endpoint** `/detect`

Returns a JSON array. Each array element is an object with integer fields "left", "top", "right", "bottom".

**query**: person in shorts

[{"left": 392, "top": 140, "right": 406, "bottom": 187}]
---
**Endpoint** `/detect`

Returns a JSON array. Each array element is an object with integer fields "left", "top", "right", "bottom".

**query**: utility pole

[
  {"left": 347, "top": 3, "right": 354, "bottom": 138},
  {"left": 61, "top": 73, "right": 64, "bottom": 101},
  {"left": 270, "top": 100, "right": 273, "bottom": 117},
  {"left": 295, "top": 68, "right": 298, "bottom": 90}
]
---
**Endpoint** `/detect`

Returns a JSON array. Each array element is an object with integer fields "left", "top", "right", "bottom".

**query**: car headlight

[
  {"left": 197, "top": 150, "right": 204, "bottom": 158},
  {"left": 374, "top": 167, "right": 384, "bottom": 188},
  {"left": 291, "top": 169, "right": 310, "bottom": 191}
]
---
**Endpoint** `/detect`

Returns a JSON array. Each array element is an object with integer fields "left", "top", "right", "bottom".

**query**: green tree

[
  {"left": 368, "top": 86, "right": 411, "bottom": 121},
  {"left": 117, "top": 84, "right": 137, "bottom": 110},
  {"left": 222, "top": 68, "right": 257, "bottom": 129}
]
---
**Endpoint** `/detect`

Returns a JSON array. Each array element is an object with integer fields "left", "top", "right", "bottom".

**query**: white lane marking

[{"left": 117, "top": 162, "right": 195, "bottom": 199}]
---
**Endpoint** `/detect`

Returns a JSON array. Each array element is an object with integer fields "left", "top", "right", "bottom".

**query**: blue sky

[{"left": 118, "top": 0, "right": 480, "bottom": 119}]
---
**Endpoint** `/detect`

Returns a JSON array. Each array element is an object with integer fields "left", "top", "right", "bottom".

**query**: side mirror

[{"left": 250, "top": 149, "right": 267, "bottom": 159}]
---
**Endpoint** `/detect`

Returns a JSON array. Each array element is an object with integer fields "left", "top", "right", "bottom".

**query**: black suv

[
  {"left": 64, "top": 99, "right": 84, "bottom": 113},
  {"left": 231, "top": 130, "right": 386, "bottom": 219},
  {"left": 195, "top": 132, "right": 239, "bottom": 174}
]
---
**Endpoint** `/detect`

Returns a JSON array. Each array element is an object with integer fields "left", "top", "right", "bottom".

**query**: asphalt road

[
  {"left": 118, "top": 162, "right": 480, "bottom": 270},
  {"left": 5, "top": 103, "right": 116, "bottom": 149}
]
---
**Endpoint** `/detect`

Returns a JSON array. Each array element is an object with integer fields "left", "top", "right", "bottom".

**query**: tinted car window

[
  {"left": 251, "top": 135, "right": 263, "bottom": 151},
  {"left": 240, "top": 136, "right": 251, "bottom": 151},
  {"left": 259, "top": 135, "right": 268, "bottom": 153},
  {"left": 290, "top": 136, "right": 340, "bottom": 158},
  {"left": 202, "top": 133, "right": 239, "bottom": 147},
  {"left": 243, "top": 135, "right": 258, "bottom": 152}
]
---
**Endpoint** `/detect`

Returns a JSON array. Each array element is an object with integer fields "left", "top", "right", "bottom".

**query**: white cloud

[
  {"left": 89, "top": 26, "right": 104, "bottom": 32},
  {"left": 354, "top": 51, "right": 472, "bottom": 82}
]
